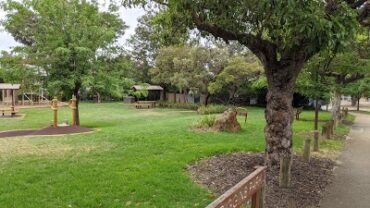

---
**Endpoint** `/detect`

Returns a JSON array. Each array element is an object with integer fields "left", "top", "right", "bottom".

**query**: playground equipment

[
  {"left": 0, "top": 84, "right": 20, "bottom": 117},
  {"left": 51, "top": 97, "right": 58, "bottom": 128},
  {"left": 50, "top": 96, "right": 78, "bottom": 127},
  {"left": 69, "top": 95, "right": 77, "bottom": 126}
]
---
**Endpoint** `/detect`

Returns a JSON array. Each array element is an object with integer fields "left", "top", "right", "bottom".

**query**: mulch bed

[
  {"left": 187, "top": 153, "right": 335, "bottom": 208},
  {"left": 0, "top": 126, "right": 94, "bottom": 138}
]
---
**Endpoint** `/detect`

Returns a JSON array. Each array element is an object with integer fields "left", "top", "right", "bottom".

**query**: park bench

[
  {"left": 206, "top": 166, "right": 266, "bottom": 208},
  {"left": 135, "top": 101, "right": 157, "bottom": 109},
  {"left": 0, "top": 108, "right": 18, "bottom": 117}
]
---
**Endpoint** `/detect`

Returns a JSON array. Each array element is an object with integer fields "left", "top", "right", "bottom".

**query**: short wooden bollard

[
  {"left": 343, "top": 107, "right": 349, "bottom": 118},
  {"left": 69, "top": 95, "right": 77, "bottom": 126},
  {"left": 51, "top": 97, "right": 58, "bottom": 128},
  {"left": 206, "top": 166, "right": 266, "bottom": 208},
  {"left": 322, "top": 120, "right": 334, "bottom": 140},
  {"left": 303, "top": 138, "right": 311, "bottom": 162}
]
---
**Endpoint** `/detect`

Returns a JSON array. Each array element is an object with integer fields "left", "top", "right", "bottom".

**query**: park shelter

[
  {"left": 132, "top": 85, "right": 164, "bottom": 101},
  {"left": 0, "top": 84, "right": 21, "bottom": 105}
]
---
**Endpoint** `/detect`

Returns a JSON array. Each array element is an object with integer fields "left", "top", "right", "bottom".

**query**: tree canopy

[{"left": 2, "top": 0, "right": 127, "bottom": 124}]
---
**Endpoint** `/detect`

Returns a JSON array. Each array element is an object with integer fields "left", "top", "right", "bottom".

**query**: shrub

[
  {"left": 197, "top": 104, "right": 228, "bottom": 115},
  {"left": 194, "top": 115, "right": 216, "bottom": 129},
  {"left": 157, "top": 101, "right": 199, "bottom": 110}
]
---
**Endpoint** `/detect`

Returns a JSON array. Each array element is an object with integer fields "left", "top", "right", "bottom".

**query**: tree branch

[
  {"left": 343, "top": 73, "right": 365, "bottom": 84},
  {"left": 190, "top": 12, "right": 278, "bottom": 68}
]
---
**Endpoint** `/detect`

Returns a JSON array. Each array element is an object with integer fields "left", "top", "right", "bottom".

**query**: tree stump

[{"left": 213, "top": 109, "right": 241, "bottom": 132}]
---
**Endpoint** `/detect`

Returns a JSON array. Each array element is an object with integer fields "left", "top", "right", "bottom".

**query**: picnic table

[{"left": 134, "top": 101, "right": 157, "bottom": 109}]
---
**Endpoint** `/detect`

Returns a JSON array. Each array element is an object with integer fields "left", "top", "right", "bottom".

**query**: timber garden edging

[{"left": 206, "top": 166, "right": 267, "bottom": 208}]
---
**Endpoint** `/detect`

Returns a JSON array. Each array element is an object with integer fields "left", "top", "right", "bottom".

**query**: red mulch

[
  {"left": 0, "top": 126, "right": 94, "bottom": 138},
  {"left": 188, "top": 153, "right": 335, "bottom": 208}
]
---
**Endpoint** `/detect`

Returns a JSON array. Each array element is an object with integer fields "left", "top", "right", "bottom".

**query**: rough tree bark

[
  {"left": 331, "top": 90, "right": 342, "bottom": 127},
  {"left": 264, "top": 61, "right": 303, "bottom": 187}
]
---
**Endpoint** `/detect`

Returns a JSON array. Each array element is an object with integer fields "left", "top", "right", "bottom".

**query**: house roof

[
  {"left": 0, "top": 83, "right": 21, "bottom": 90},
  {"left": 132, "top": 85, "right": 163, "bottom": 91}
]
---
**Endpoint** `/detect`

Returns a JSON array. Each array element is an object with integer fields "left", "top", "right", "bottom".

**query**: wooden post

[
  {"left": 313, "top": 130, "right": 319, "bottom": 152},
  {"left": 251, "top": 184, "right": 265, "bottom": 208},
  {"left": 69, "top": 95, "right": 77, "bottom": 126},
  {"left": 303, "top": 138, "right": 311, "bottom": 162},
  {"left": 11, "top": 89, "right": 15, "bottom": 114},
  {"left": 329, "top": 119, "right": 334, "bottom": 134},
  {"left": 279, "top": 155, "right": 292, "bottom": 188},
  {"left": 322, "top": 125, "right": 331, "bottom": 140},
  {"left": 51, "top": 97, "right": 58, "bottom": 128}
]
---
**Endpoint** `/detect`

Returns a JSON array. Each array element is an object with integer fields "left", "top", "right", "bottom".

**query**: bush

[
  {"left": 157, "top": 101, "right": 199, "bottom": 110},
  {"left": 194, "top": 115, "right": 216, "bottom": 129},
  {"left": 197, "top": 104, "right": 228, "bottom": 115}
]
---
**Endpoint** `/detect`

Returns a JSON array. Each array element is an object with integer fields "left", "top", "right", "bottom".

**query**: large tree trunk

[
  {"left": 331, "top": 90, "right": 342, "bottom": 127},
  {"left": 264, "top": 62, "right": 302, "bottom": 187}
]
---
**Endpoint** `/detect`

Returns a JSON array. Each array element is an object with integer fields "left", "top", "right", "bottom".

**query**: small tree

[{"left": 322, "top": 48, "right": 370, "bottom": 125}]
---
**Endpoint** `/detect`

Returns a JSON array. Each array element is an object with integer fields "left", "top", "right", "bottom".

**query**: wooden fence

[{"left": 206, "top": 166, "right": 267, "bottom": 208}]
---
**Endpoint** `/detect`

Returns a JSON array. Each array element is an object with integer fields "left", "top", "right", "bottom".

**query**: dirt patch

[
  {"left": 188, "top": 153, "right": 335, "bottom": 208},
  {"left": 0, "top": 126, "right": 94, "bottom": 138}
]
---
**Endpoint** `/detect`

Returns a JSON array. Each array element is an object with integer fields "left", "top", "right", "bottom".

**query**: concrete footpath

[{"left": 320, "top": 113, "right": 370, "bottom": 208}]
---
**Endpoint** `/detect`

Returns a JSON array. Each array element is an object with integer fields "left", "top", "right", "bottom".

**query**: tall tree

[
  {"left": 208, "top": 55, "right": 262, "bottom": 103},
  {"left": 123, "top": 0, "right": 368, "bottom": 187},
  {"left": 344, "top": 78, "right": 370, "bottom": 111},
  {"left": 0, "top": 50, "right": 41, "bottom": 97},
  {"left": 323, "top": 48, "right": 370, "bottom": 125},
  {"left": 151, "top": 45, "right": 212, "bottom": 95},
  {"left": 2, "top": 0, "right": 126, "bottom": 125},
  {"left": 83, "top": 50, "right": 135, "bottom": 103},
  {"left": 128, "top": 11, "right": 189, "bottom": 82}
]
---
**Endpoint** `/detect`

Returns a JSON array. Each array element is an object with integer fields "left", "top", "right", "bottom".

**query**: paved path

[{"left": 320, "top": 113, "right": 370, "bottom": 208}]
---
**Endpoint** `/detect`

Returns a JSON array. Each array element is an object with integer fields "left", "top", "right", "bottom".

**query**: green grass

[{"left": 0, "top": 103, "right": 352, "bottom": 208}]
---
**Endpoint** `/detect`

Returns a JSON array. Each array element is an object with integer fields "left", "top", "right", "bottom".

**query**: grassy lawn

[{"left": 0, "top": 103, "right": 352, "bottom": 208}]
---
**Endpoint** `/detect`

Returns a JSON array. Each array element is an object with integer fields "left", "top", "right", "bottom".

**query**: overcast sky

[{"left": 0, "top": 5, "right": 146, "bottom": 51}]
